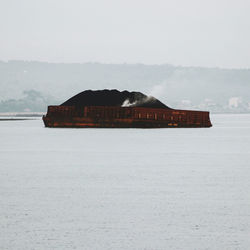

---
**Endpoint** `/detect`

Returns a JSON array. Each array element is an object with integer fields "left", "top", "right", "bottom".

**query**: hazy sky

[{"left": 1, "top": 0, "right": 250, "bottom": 68}]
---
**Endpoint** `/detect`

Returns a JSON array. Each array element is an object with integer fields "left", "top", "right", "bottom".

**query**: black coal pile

[{"left": 61, "top": 89, "right": 170, "bottom": 109}]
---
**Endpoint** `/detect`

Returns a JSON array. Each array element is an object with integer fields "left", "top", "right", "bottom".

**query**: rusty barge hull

[{"left": 43, "top": 106, "right": 212, "bottom": 128}]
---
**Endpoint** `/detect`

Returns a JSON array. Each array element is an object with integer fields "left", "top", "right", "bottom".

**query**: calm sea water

[{"left": 1, "top": 114, "right": 250, "bottom": 250}]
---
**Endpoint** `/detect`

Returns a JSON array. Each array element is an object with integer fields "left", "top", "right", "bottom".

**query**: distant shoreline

[
  {"left": 0, "top": 112, "right": 44, "bottom": 117},
  {"left": 0, "top": 118, "right": 37, "bottom": 121}
]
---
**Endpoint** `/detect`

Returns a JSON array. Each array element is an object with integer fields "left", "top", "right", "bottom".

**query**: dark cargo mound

[{"left": 61, "top": 89, "right": 170, "bottom": 109}]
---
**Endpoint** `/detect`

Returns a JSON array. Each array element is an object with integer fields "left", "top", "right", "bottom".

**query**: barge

[{"left": 42, "top": 90, "right": 212, "bottom": 128}]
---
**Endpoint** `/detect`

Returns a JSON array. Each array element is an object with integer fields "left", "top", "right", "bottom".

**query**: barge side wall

[{"left": 43, "top": 106, "right": 212, "bottom": 128}]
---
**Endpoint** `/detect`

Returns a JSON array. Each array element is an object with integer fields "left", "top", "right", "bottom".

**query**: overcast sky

[{"left": 0, "top": 0, "right": 250, "bottom": 68}]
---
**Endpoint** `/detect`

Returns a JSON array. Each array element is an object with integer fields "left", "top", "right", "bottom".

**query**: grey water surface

[{"left": 1, "top": 114, "right": 250, "bottom": 250}]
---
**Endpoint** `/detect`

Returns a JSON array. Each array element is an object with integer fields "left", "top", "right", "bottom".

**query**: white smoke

[
  {"left": 121, "top": 96, "right": 157, "bottom": 107},
  {"left": 121, "top": 99, "right": 137, "bottom": 107}
]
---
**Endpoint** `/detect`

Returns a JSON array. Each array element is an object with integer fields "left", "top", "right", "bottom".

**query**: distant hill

[{"left": 0, "top": 60, "right": 250, "bottom": 113}]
